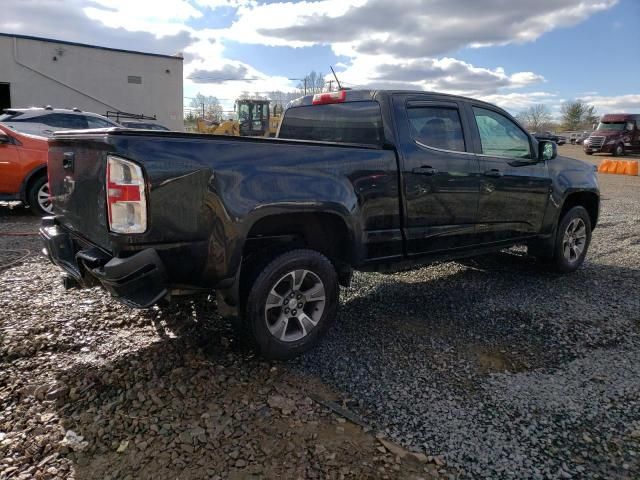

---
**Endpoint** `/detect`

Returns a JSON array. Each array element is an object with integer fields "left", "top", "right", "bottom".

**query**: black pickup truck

[{"left": 41, "top": 90, "right": 599, "bottom": 359}]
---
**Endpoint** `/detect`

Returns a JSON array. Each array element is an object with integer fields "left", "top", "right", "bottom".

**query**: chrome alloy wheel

[
  {"left": 37, "top": 182, "right": 53, "bottom": 214},
  {"left": 562, "top": 218, "right": 587, "bottom": 263},
  {"left": 264, "top": 269, "right": 326, "bottom": 342}
]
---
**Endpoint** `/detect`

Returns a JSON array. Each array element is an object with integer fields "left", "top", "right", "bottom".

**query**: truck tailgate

[{"left": 48, "top": 137, "right": 111, "bottom": 250}]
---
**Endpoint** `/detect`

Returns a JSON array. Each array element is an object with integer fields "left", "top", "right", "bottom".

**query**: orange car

[{"left": 0, "top": 123, "right": 50, "bottom": 215}]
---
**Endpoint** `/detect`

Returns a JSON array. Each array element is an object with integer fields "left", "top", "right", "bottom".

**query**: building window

[{"left": 127, "top": 76, "right": 142, "bottom": 84}]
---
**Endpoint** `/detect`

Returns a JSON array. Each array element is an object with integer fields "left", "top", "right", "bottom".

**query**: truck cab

[{"left": 584, "top": 113, "right": 640, "bottom": 156}]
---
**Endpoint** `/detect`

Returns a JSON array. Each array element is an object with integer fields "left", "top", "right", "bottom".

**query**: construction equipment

[
  {"left": 196, "top": 117, "right": 240, "bottom": 136},
  {"left": 237, "top": 99, "right": 283, "bottom": 137},
  {"left": 195, "top": 99, "right": 283, "bottom": 137}
]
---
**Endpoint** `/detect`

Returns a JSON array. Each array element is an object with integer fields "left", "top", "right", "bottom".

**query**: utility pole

[
  {"left": 304, "top": 78, "right": 307, "bottom": 95},
  {"left": 327, "top": 80, "right": 333, "bottom": 92}
]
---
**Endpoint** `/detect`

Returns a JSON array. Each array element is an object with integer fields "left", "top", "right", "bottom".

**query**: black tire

[
  {"left": 585, "top": 151, "right": 593, "bottom": 155},
  {"left": 244, "top": 249, "right": 338, "bottom": 360},
  {"left": 613, "top": 143, "right": 625, "bottom": 157},
  {"left": 27, "top": 175, "right": 52, "bottom": 216},
  {"left": 551, "top": 206, "right": 592, "bottom": 273}
]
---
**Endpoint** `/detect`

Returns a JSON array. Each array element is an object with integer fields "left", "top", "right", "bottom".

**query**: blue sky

[{"left": 2, "top": 0, "right": 639, "bottom": 115}]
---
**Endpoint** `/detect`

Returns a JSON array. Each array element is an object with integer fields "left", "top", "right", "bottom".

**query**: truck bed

[{"left": 47, "top": 128, "right": 401, "bottom": 286}]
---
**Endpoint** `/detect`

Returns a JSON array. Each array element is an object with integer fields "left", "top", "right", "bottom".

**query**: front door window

[{"left": 473, "top": 107, "right": 531, "bottom": 159}]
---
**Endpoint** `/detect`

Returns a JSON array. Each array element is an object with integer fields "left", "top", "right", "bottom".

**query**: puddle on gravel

[{"left": 468, "top": 345, "right": 530, "bottom": 374}]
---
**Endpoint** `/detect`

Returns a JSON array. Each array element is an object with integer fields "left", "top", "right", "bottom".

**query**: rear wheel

[
  {"left": 27, "top": 176, "right": 53, "bottom": 216},
  {"left": 551, "top": 206, "right": 592, "bottom": 273},
  {"left": 244, "top": 249, "right": 338, "bottom": 360}
]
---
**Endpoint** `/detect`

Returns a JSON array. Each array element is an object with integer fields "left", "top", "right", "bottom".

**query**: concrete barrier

[{"left": 598, "top": 159, "right": 639, "bottom": 176}]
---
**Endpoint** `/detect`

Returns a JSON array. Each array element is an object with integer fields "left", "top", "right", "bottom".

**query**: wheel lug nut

[
  {"left": 297, "top": 303, "right": 303, "bottom": 308},
  {"left": 292, "top": 309, "right": 297, "bottom": 315},
  {"left": 284, "top": 307, "right": 289, "bottom": 313},
  {"left": 297, "top": 294, "right": 301, "bottom": 300}
]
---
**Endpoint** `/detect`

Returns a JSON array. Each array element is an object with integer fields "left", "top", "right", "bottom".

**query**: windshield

[
  {"left": 597, "top": 122, "right": 626, "bottom": 131},
  {"left": 0, "top": 112, "right": 21, "bottom": 121},
  {"left": 237, "top": 103, "right": 251, "bottom": 123}
]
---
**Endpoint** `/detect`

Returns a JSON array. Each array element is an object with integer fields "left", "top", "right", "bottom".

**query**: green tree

[{"left": 561, "top": 100, "right": 598, "bottom": 130}]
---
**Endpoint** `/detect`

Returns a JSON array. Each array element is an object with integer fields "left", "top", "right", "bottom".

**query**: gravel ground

[
  {"left": 1, "top": 147, "right": 639, "bottom": 479},
  {"left": 1, "top": 206, "right": 446, "bottom": 479},
  {"left": 295, "top": 150, "right": 640, "bottom": 479}
]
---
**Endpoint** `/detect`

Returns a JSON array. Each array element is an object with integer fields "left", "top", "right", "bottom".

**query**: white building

[{"left": 0, "top": 33, "right": 183, "bottom": 130}]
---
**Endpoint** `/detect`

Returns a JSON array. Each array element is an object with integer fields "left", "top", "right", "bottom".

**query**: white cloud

[
  {"left": 478, "top": 92, "right": 559, "bottom": 113},
  {"left": 579, "top": 94, "right": 640, "bottom": 113},
  {"left": 2, "top": 0, "right": 635, "bottom": 116},
  {"left": 333, "top": 55, "right": 545, "bottom": 97},
  {"left": 250, "top": 0, "right": 618, "bottom": 57},
  {"left": 221, "top": 0, "right": 366, "bottom": 47}
]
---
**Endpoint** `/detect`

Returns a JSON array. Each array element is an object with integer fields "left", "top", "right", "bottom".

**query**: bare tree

[
  {"left": 297, "top": 71, "right": 326, "bottom": 95},
  {"left": 189, "top": 93, "right": 224, "bottom": 122},
  {"left": 267, "top": 90, "right": 301, "bottom": 113},
  {"left": 516, "top": 104, "right": 553, "bottom": 132}
]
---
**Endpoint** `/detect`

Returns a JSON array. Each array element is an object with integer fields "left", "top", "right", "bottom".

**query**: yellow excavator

[{"left": 196, "top": 99, "right": 282, "bottom": 137}]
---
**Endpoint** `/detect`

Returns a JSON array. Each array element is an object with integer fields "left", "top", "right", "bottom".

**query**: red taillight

[
  {"left": 106, "top": 156, "right": 147, "bottom": 234},
  {"left": 312, "top": 90, "right": 347, "bottom": 105}
]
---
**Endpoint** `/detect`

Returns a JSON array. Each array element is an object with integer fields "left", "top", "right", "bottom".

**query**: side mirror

[
  {"left": 0, "top": 132, "right": 11, "bottom": 144},
  {"left": 539, "top": 140, "right": 557, "bottom": 161}
]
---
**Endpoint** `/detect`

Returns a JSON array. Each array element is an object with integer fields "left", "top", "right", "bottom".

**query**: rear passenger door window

[
  {"left": 42, "top": 114, "right": 88, "bottom": 129},
  {"left": 472, "top": 107, "right": 530, "bottom": 159},
  {"left": 86, "top": 117, "right": 115, "bottom": 128},
  {"left": 408, "top": 106, "right": 466, "bottom": 152}
]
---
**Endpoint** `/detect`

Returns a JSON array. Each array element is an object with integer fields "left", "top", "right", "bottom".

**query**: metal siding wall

[{"left": 0, "top": 36, "right": 184, "bottom": 130}]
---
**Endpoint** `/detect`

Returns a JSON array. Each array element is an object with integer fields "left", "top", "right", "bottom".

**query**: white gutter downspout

[{"left": 13, "top": 37, "right": 120, "bottom": 110}]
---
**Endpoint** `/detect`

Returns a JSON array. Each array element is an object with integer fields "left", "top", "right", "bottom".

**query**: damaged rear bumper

[{"left": 39, "top": 217, "right": 168, "bottom": 308}]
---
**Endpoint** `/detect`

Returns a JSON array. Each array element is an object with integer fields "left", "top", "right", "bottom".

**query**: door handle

[
  {"left": 412, "top": 166, "right": 437, "bottom": 176},
  {"left": 483, "top": 169, "right": 502, "bottom": 178}
]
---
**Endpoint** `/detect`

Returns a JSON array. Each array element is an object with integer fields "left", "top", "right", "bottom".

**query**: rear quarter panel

[{"left": 50, "top": 133, "right": 400, "bottom": 286}]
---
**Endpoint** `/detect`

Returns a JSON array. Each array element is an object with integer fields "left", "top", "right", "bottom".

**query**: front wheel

[
  {"left": 244, "top": 249, "right": 338, "bottom": 360},
  {"left": 27, "top": 176, "right": 53, "bottom": 216},
  {"left": 551, "top": 206, "right": 592, "bottom": 273},
  {"left": 613, "top": 143, "right": 625, "bottom": 157}
]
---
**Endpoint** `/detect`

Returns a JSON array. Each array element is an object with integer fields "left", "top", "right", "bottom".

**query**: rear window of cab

[{"left": 278, "top": 101, "right": 383, "bottom": 147}]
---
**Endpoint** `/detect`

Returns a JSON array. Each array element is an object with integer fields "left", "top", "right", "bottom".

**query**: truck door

[
  {"left": 392, "top": 95, "right": 481, "bottom": 255},
  {"left": 467, "top": 104, "right": 551, "bottom": 243}
]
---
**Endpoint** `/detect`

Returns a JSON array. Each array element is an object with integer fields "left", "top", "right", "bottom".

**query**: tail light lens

[
  {"left": 106, "top": 155, "right": 147, "bottom": 234},
  {"left": 312, "top": 90, "right": 347, "bottom": 105}
]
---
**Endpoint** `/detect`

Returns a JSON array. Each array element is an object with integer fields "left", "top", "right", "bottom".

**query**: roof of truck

[
  {"left": 601, "top": 113, "right": 639, "bottom": 121},
  {"left": 288, "top": 89, "right": 505, "bottom": 111}
]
